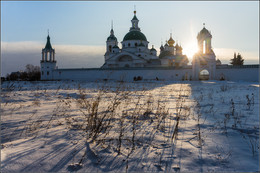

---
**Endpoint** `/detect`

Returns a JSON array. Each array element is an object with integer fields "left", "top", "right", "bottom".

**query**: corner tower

[{"left": 40, "top": 33, "right": 56, "bottom": 80}]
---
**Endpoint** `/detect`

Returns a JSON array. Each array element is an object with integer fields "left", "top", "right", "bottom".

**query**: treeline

[
  {"left": 3, "top": 64, "right": 40, "bottom": 81},
  {"left": 230, "top": 52, "right": 244, "bottom": 65}
]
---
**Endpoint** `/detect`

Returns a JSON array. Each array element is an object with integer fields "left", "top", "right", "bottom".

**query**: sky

[{"left": 1, "top": 1, "right": 259, "bottom": 76}]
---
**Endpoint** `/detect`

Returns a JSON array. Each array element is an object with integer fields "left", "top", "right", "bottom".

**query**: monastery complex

[{"left": 40, "top": 10, "right": 259, "bottom": 82}]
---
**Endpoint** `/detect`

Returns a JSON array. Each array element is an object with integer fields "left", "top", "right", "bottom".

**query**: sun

[{"left": 182, "top": 41, "right": 198, "bottom": 59}]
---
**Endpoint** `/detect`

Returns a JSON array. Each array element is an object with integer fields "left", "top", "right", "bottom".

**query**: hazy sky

[{"left": 1, "top": 1, "right": 259, "bottom": 76}]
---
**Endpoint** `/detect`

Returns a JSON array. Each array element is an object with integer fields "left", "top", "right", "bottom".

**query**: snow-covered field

[{"left": 1, "top": 80, "right": 259, "bottom": 172}]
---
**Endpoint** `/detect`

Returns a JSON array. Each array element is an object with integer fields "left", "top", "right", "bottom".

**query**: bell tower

[
  {"left": 40, "top": 32, "right": 57, "bottom": 80},
  {"left": 192, "top": 24, "right": 216, "bottom": 80},
  {"left": 197, "top": 23, "right": 213, "bottom": 54},
  {"left": 105, "top": 21, "right": 118, "bottom": 61},
  {"left": 130, "top": 10, "right": 140, "bottom": 31}
]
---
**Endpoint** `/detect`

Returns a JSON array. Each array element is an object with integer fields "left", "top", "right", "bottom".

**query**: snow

[{"left": 1, "top": 80, "right": 259, "bottom": 172}]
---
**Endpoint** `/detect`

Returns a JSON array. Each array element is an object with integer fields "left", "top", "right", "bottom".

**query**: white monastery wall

[
  {"left": 51, "top": 66, "right": 259, "bottom": 82},
  {"left": 215, "top": 67, "right": 259, "bottom": 82},
  {"left": 53, "top": 68, "right": 193, "bottom": 82}
]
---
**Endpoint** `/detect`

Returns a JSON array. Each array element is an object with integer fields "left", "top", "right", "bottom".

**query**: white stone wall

[
  {"left": 49, "top": 66, "right": 258, "bottom": 82},
  {"left": 216, "top": 67, "right": 259, "bottom": 82},
  {"left": 52, "top": 68, "right": 193, "bottom": 82}
]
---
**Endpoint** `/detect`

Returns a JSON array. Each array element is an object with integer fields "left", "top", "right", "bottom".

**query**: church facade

[{"left": 40, "top": 11, "right": 259, "bottom": 82}]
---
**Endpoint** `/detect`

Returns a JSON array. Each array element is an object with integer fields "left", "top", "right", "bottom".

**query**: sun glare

[{"left": 182, "top": 41, "right": 198, "bottom": 59}]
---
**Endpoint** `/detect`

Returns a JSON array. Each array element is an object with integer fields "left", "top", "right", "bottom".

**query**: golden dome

[{"left": 168, "top": 34, "right": 175, "bottom": 47}]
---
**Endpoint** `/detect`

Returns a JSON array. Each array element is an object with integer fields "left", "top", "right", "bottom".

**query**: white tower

[
  {"left": 40, "top": 33, "right": 56, "bottom": 80},
  {"left": 192, "top": 24, "right": 216, "bottom": 80}
]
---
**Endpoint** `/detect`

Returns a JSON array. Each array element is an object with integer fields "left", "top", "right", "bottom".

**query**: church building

[{"left": 101, "top": 10, "right": 188, "bottom": 68}]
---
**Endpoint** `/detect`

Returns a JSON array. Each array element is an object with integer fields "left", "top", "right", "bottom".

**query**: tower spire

[
  {"left": 110, "top": 20, "right": 114, "bottom": 35},
  {"left": 203, "top": 23, "right": 205, "bottom": 28},
  {"left": 134, "top": 5, "right": 136, "bottom": 14}
]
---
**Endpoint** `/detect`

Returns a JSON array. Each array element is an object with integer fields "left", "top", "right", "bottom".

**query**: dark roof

[
  {"left": 123, "top": 31, "right": 147, "bottom": 41},
  {"left": 132, "top": 15, "right": 138, "bottom": 20},
  {"left": 159, "top": 50, "right": 173, "bottom": 59},
  {"left": 45, "top": 35, "right": 53, "bottom": 50},
  {"left": 107, "top": 35, "right": 117, "bottom": 41},
  {"left": 150, "top": 48, "right": 156, "bottom": 51},
  {"left": 199, "top": 27, "right": 211, "bottom": 36}
]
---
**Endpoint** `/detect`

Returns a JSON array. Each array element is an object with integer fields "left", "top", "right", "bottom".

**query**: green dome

[
  {"left": 107, "top": 35, "right": 117, "bottom": 41},
  {"left": 159, "top": 51, "right": 173, "bottom": 59},
  {"left": 123, "top": 31, "right": 147, "bottom": 41}
]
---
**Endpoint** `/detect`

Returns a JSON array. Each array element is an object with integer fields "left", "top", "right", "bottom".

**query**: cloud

[{"left": 1, "top": 41, "right": 105, "bottom": 77}]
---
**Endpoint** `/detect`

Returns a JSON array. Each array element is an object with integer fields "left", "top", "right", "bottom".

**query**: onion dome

[
  {"left": 150, "top": 45, "right": 156, "bottom": 52},
  {"left": 159, "top": 50, "right": 174, "bottom": 59},
  {"left": 123, "top": 31, "right": 147, "bottom": 41},
  {"left": 107, "top": 29, "right": 117, "bottom": 41},
  {"left": 168, "top": 34, "right": 175, "bottom": 47},
  {"left": 175, "top": 43, "right": 182, "bottom": 50},
  {"left": 45, "top": 35, "right": 53, "bottom": 50},
  {"left": 160, "top": 45, "right": 164, "bottom": 51}
]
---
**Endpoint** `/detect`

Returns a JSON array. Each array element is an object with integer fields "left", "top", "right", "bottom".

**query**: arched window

[
  {"left": 128, "top": 43, "right": 131, "bottom": 47},
  {"left": 135, "top": 43, "right": 137, "bottom": 46},
  {"left": 109, "top": 45, "right": 112, "bottom": 52},
  {"left": 203, "top": 40, "right": 206, "bottom": 54}
]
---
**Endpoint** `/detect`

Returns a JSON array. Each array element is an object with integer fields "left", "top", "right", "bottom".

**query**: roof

[
  {"left": 159, "top": 50, "right": 173, "bottom": 59},
  {"left": 168, "top": 37, "right": 175, "bottom": 46},
  {"left": 132, "top": 15, "right": 138, "bottom": 20},
  {"left": 198, "top": 27, "right": 211, "bottom": 36},
  {"left": 150, "top": 48, "right": 156, "bottom": 51},
  {"left": 107, "top": 35, "right": 117, "bottom": 41},
  {"left": 123, "top": 30, "right": 147, "bottom": 41},
  {"left": 45, "top": 35, "right": 53, "bottom": 50}
]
